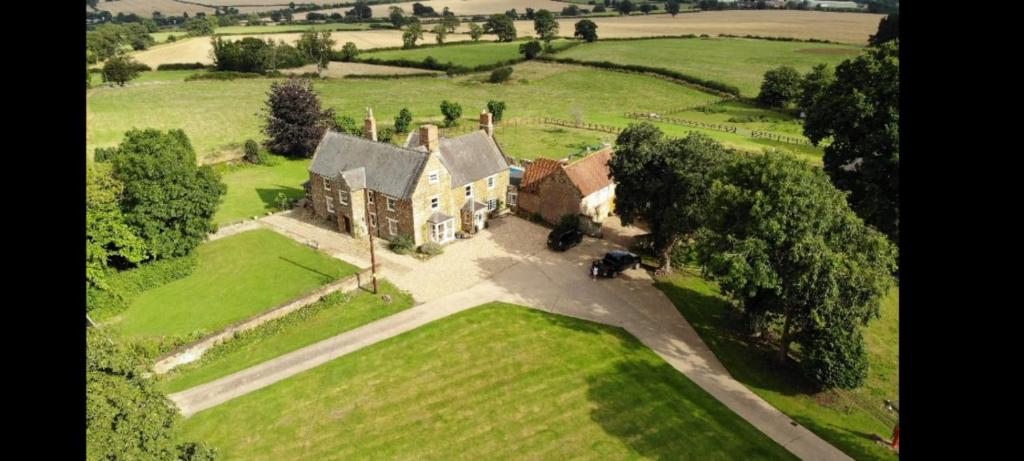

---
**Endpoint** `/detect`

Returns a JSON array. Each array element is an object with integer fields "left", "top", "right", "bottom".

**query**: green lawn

[
  {"left": 160, "top": 280, "right": 413, "bottom": 394},
  {"left": 495, "top": 123, "right": 613, "bottom": 161},
  {"left": 554, "top": 37, "right": 863, "bottom": 97},
  {"left": 177, "top": 303, "right": 797, "bottom": 460},
  {"left": 361, "top": 39, "right": 575, "bottom": 68},
  {"left": 214, "top": 155, "right": 310, "bottom": 226},
  {"left": 116, "top": 229, "right": 359, "bottom": 339},
  {"left": 654, "top": 272, "right": 899, "bottom": 461}
]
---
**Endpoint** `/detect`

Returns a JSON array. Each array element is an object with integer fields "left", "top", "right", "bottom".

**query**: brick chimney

[
  {"left": 479, "top": 110, "right": 494, "bottom": 137},
  {"left": 419, "top": 124, "right": 439, "bottom": 153},
  {"left": 364, "top": 107, "right": 377, "bottom": 142}
]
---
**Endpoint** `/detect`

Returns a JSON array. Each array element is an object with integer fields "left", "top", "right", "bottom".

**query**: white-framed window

[
  {"left": 339, "top": 192, "right": 348, "bottom": 206},
  {"left": 508, "top": 191, "right": 517, "bottom": 207},
  {"left": 369, "top": 213, "right": 376, "bottom": 227},
  {"left": 428, "top": 171, "right": 439, "bottom": 184},
  {"left": 465, "top": 185, "right": 473, "bottom": 197},
  {"left": 387, "top": 218, "right": 398, "bottom": 235},
  {"left": 367, "top": 192, "right": 375, "bottom": 205},
  {"left": 386, "top": 197, "right": 396, "bottom": 212},
  {"left": 487, "top": 175, "right": 495, "bottom": 189},
  {"left": 487, "top": 198, "right": 497, "bottom": 211},
  {"left": 430, "top": 196, "right": 439, "bottom": 210},
  {"left": 326, "top": 196, "right": 335, "bottom": 213},
  {"left": 323, "top": 178, "right": 331, "bottom": 191}
]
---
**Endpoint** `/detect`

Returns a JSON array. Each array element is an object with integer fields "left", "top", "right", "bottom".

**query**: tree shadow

[
  {"left": 585, "top": 359, "right": 798, "bottom": 460},
  {"left": 256, "top": 186, "right": 303, "bottom": 211}
]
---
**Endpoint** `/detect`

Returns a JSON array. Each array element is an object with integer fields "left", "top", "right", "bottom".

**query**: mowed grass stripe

[{"left": 178, "top": 304, "right": 796, "bottom": 460}]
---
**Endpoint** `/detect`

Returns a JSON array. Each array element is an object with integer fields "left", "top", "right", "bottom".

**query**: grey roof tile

[{"left": 309, "top": 131, "right": 428, "bottom": 200}]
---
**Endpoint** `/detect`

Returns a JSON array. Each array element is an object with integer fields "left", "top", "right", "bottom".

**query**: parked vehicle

[
  {"left": 548, "top": 227, "right": 584, "bottom": 251},
  {"left": 591, "top": 250, "right": 642, "bottom": 278}
]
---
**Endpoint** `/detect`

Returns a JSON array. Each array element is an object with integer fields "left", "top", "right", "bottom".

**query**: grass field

[
  {"left": 555, "top": 37, "right": 863, "bottom": 96},
  {"left": 495, "top": 123, "right": 612, "bottom": 161},
  {"left": 160, "top": 280, "right": 413, "bottom": 394},
  {"left": 177, "top": 303, "right": 797, "bottom": 460},
  {"left": 361, "top": 39, "right": 575, "bottom": 68},
  {"left": 115, "top": 229, "right": 359, "bottom": 339},
  {"left": 214, "top": 155, "right": 310, "bottom": 226},
  {"left": 214, "top": 23, "right": 373, "bottom": 35},
  {"left": 654, "top": 272, "right": 899, "bottom": 461},
  {"left": 283, "top": 61, "right": 442, "bottom": 78}
]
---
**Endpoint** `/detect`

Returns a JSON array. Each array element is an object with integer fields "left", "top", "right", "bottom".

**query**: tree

[
  {"left": 185, "top": 17, "right": 216, "bottom": 36},
  {"left": 696, "top": 152, "right": 896, "bottom": 386},
  {"left": 489, "top": 66, "right": 513, "bottom": 83},
  {"left": 868, "top": 14, "right": 898, "bottom": 46},
  {"left": 519, "top": 40, "right": 542, "bottom": 59},
  {"left": 804, "top": 41, "right": 899, "bottom": 243},
  {"left": 561, "top": 5, "right": 581, "bottom": 16},
  {"left": 574, "top": 19, "right": 598, "bottom": 42},
  {"left": 487, "top": 100, "right": 507, "bottom": 121},
  {"left": 617, "top": 0, "right": 636, "bottom": 15},
  {"left": 441, "top": 8, "right": 461, "bottom": 33},
  {"left": 211, "top": 36, "right": 271, "bottom": 73},
  {"left": 394, "top": 108, "right": 413, "bottom": 133},
  {"left": 340, "top": 42, "right": 359, "bottom": 61},
  {"left": 639, "top": 2, "right": 655, "bottom": 14},
  {"left": 432, "top": 23, "right": 448, "bottom": 44},
  {"left": 108, "top": 129, "right": 225, "bottom": 260},
  {"left": 102, "top": 54, "right": 142, "bottom": 86},
  {"left": 525, "top": 8, "right": 536, "bottom": 20},
  {"left": 608, "top": 123, "right": 728, "bottom": 274},
  {"left": 263, "top": 78, "right": 337, "bottom": 158},
  {"left": 297, "top": 30, "right": 336, "bottom": 73},
  {"left": 757, "top": 65, "right": 802, "bottom": 108},
  {"left": 402, "top": 19, "right": 424, "bottom": 48},
  {"left": 797, "top": 63, "right": 834, "bottom": 116},
  {"left": 468, "top": 23, "right": 484, "bottom": 41},
  {"left": 666, "top": 0, "right": 681, "bottom": 16},
  {"left": 87, "top": 329, "right": 217, "bottom": 460},
  {"left": 86, "top": 163, "right": 147, "bottom": 290},
  {"left": 505, "top": 9, "right": 519, "bottom": 19},
  {"left": 533, "top": 10, "right": 559, "bottom": 46},
  {"left": 440, "top": 100, "right": 463, "bottom": 127},
  {"left": 388, "top": 6, "right": 405, "bottom": 27},
  {"left": 484, "top": 14, "right": 517, "bottom": 42},
  {"left": 345, "top": 0, "right": 372, "bottom": 19}
]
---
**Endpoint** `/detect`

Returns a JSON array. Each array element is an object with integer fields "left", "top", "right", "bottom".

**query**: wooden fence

[{"left": 624, "top": 112, "right": 810, "bottom": 146}]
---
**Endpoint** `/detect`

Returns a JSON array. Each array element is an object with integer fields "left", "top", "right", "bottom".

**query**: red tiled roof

[
  {"left": 519, "top": 158, "right": 563, "bottom": 192},
  {"left": 564, "top": 148, "right": 614, "bottom": 197}
]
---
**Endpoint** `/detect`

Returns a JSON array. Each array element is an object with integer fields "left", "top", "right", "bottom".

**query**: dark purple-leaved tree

[{"left": 262, "top": 78, "right": 336, "bottom": 158}]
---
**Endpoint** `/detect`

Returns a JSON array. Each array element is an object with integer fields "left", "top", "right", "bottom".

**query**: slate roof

[
  {"left": 405, "top": 130, "right": 509, "bottom": 187},
  {"left": 427, "top": 211, "right": 454, "bottom": 223},
  {"left": 563, "top": 148, "right": 614, "bottom": 197},
  {"left": 309, "top": 131, "right": 428, "bottom": 200},
  {"left": 462, "top": 200, "right": 488, "bottom": 213}
]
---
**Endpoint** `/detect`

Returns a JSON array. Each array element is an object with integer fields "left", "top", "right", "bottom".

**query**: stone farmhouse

[
  {"left": 306, "top": 110, "right": 510, "bottom": 246},
  {"left": 517, "top": 147, "right": 616, "bottom": 233}
]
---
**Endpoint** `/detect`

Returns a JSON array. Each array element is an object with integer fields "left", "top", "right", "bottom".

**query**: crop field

[
  {"left": 177, "top": 303, "right": 797, "bottom": 460},
  {"left": 361, "top": 39, "right": 574, "bottom": 68},
  {"left": 555, "top": 36, "right": 862, "bottom": 97},
  {"left": 213, "top": 23, "right": 373, "bottom": 35},
  {"left": 347, "top": 0, "right": 569, "bottom": 17},
  {"left": 91, "top": 0, "right": 216, "bottom": 17},
  {"left": 283, "top": 61, "right": 442, "bottom": 78},
  {"left": 458, "top": 10, "right": 884, "bottom": 45}
]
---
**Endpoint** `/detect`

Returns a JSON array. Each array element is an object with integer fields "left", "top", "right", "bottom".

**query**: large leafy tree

[
  {"left": 757, "top": 65, "right": 802, "bottom": 108},
  {"left": 86, "top": 163, "right": 147, "bottom": 290},
  {"left": 296, "top": 30, "right": 336, "bottom": 73},
  {"left": 804, "top": 41, "right": 899, "bottom": 243},
  {"left": 533, "top": 9, "right": 559, "bottom": 46},
  {"left": 609, "top": 123, "right": 728, "bottom": 274},
  {"left": 402, "top": 18, "right": 424, "bottom": 48},
  {"left": 484, "top": 14, "right": 517, "bottom": 42},
  {"left": 574, "top": 19, "right": 598, "bottom": 42},
  {"left": 109, "top": 129, "right": 226, "bottom": 260},
  {"left": 87, "top": 330, "right": 217, "bottom": 460},
  {"left": 102, "top": 54, "right": 143, "bottom": 87},
  {"left": 796, "top": 63, "right": 834, "bottom": 116},
  {"left": 868, "top": 13, "right": 898, "bottom": 46},
  {"left": 666, "top": 0, "right": 682, "bottom": 17},
  {"left": 262, "top": 78, "right": 337, "bottom": 157},
  {"left": 388, "top": 6, "right": 405, "bottom": 27},
  {"left": 697, "top": 152, "right": 896, "bottom": 388},
  {"left": 441, "top": 7, "right": 461, "bottom": 33}
]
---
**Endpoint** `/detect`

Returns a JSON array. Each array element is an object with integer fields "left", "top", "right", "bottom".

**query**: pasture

[
  {"left": 177, "top": 303, "right": 797, "bottom": 460},
  {"left": 655, "top": 274, "right": 900, "bottom": 461},
  {"left": 494, "top": 123, "right": 612, "bottom": 161},
  {"left": 283, "top": 61, "right": 442, "bottom": 78},
  {"left": 360, "top": 39, "right": 575, "bottom": 68},
  {"left": 114, "top": 229, "right": 359, "bottom": 339},
  {"left": 214, "top": 23, "right": 373, "bottom": 35},
  {"left": 555, "top": 37, "right": 863, "bottom": 97}
]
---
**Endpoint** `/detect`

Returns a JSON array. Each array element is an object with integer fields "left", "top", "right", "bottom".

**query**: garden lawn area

[
  {"left": 160, "top": 280, "right": 413, "bottom": 394},
  {"left": 360, "top": 39, "right": 575, "bottom": 68},
  {"left": 177, "top": 303, "right": 796, "bottom": 460},
  {"left": 654, "top": 272, "right": 899, "bottom": 461},
  {"left": 116, "top": 229, "right": 359, "bottom": 339},
  {"left": 554, "top": 37, "right": 863, "bottom": 97},
  {"left": 214, "top": 155, "right": 310, "bottom": 226},
  {"left": 495, "top": 123, "right": 613, "bottom": 161}
]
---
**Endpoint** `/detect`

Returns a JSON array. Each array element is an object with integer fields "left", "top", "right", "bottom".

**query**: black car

[
  {"left": 591, "top": 251, "right": 642, "bottom": 278},
  {"left": 548, "top": 227, "right": 584, "bottom": 251}
]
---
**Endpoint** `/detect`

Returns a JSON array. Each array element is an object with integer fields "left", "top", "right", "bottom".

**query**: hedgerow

[
  {"left": 156, "top": 62, "right": 209, "bottom": 70},
  {"left": 87, "top": 255, "right": 198, "bottom": 321},
  {"left": 536, "top": 56, "right": 741, "bottom": 96}
]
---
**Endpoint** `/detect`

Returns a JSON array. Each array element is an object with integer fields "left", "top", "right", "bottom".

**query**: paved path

[{"left": 173, "top": 215, "right": 851, "bottom": 460}]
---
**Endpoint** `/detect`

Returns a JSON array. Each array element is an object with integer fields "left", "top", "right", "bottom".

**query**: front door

[
  {"left": 342, "top": 216, "right": 351, "bottom": 234},
  {"left": 474, "top": 211, "right": 485, "bottom": 230}
]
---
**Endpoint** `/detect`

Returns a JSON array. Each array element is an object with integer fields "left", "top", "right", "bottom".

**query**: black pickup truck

[{"left": 591, "top": 251, "right": 642, "bottom": 278}]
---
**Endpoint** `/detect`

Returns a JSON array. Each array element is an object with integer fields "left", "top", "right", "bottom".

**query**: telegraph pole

[{"left": 365, "top": 189, "right": 378, "bottom": 294}]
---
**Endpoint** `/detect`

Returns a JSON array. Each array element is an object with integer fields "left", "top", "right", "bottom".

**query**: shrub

[
  {"left": 94, "top": 147, "right": 117, "bottom": 162},
  {"left": 519, "top": 40, "right": 542, "bottom": 59},
  {"left": 389, "top": 235, "right": 415, "bottom": 254},
  {"left": 801, "top": 326, "right": 870, "bottom": 390},
  {"left": 87, "top": 255, "right": 198, "bottom": 319},
  {"left": 556, "top": 213, "right": 581, "bottom": 232},
  {"left": 167, "top": 34, "right": 177, "bottom": 42},
  {"left": 423, "top": 56, "right": 441, "bottom": 69},
  {"left": 486, "top": 100, "right": 506, "bottom": 121},
  {"left": 440, "top": 100, "right": 462, "bottom": 127},
  {"left": 156, "top": 62, "right": 207, "bottom": 70},
  {"left": 394, "top": 108, "right": 413, "bottom": 133},
  {"left": 274, "top": 192, "right": 293, "bottom": 211},
  {"left": 243, "top": 139, "right": 265, "bottom": 164},
  {"left": 418, "top": 242, "right": 443, "bottom": 255},
  {"left": 340, "top": 42, "right": 359, "bottom": 61},
  {"left": 489, "top": 66, "right": 513, "bottom": 83},
  {"left": 377, "top": 127, "right": 395, "bottom": 143}
]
